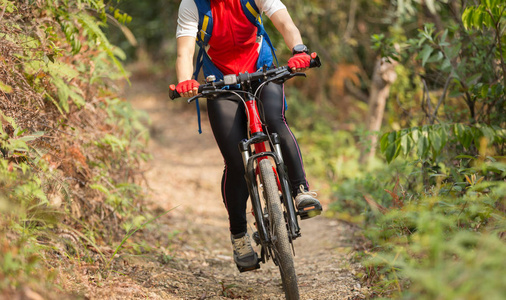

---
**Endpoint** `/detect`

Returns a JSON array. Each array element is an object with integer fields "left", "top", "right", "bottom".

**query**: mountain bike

[{"left": 169, "top": 53, "right": 322, "bottom": 300}]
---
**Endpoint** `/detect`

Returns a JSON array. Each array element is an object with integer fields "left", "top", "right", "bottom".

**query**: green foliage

[
  {"left": 74, "top": 11, "right": 128, "bottom": 77},
  {"left": 104, "top": 208, "right": 174, "bottom": 272},
  {"left": 296, "top": 126, "right": 359, "bottom": 181},
  {"left": 462, "top": 0, "right": 505, "bottom": 31},
  {"left": 332, "top": 160, "right": 417, "bottom": 223},
  {"left": 0, "top": 124, "right": 52, "bottom": 289},
  {"left": 379, "top": 123, "right": 506, "bottom": 163},
  {"left": 0, "top": 230, "right": 50, "bottom": 291},
  {"left": 0, "top": 0, "right": 151, "bottom": 293},
  {"left": 0, "top": 139, "right": 56, "bottom": 290},
  {"left": 4, "top": 0, "right": 130, "bottom": 114},
  {"left": 104, "top": 0, "right": 180, "bottom": 64},
  {"left": 372, "top": 2, "right": 505, "bottom": 127},
  {"left": 87, "top": 98, "right": 150, "bottom": 215},
  {"left": 355, "top": 122, "right": 506, "bottom": 297},
  {"left": 339, "top": 2, "right": 506, "bottom": 298},
  {"left": 364, "top": 179, "right": 506, "bottom": 299}
]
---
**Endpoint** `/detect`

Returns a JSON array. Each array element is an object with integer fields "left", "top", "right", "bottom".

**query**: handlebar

[{"left": 169, "top": 52, "right": 321, "bottom": 101}]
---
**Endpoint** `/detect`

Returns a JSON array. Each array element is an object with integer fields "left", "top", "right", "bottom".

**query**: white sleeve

[
  {"left": 255, "top": 0, "right": 287, "bottom": 18},
  {"left": 176, "top": 0, "right": 199, "bottom": 38}
]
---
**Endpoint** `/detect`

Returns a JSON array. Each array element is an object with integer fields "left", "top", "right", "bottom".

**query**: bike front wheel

[{"left": 259, "top": 159, "right": 299, "bottom": 300}]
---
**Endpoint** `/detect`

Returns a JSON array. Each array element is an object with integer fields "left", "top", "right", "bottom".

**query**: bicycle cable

[
  {"left": 254, "top": 82, "right": 276, "bottom": 150},
  {"left": 219, "top": 89, "right": 256, "bottom": 140}
]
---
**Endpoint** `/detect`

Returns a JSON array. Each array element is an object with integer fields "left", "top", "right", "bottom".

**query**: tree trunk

[{"left": 359, "top": 58, "right": 398, "bottom": 164}]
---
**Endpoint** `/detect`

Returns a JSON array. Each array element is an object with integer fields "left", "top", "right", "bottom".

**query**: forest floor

[{"left": 80, "top": 75, "right": 370, "bottom": 300}]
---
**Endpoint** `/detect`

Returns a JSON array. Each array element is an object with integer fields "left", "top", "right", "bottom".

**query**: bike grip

[
  {"left": 169, "top": 84, "right": 180, "bottom": 100},
  {"left": 309, "top": 52, "right": 322, "bottom": 68}
]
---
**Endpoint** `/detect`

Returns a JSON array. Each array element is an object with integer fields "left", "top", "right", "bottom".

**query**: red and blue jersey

[
  {"left": 207, "top": 0, "right": 260, "bottom": 75},
  {"left": 177, "top": 0, "right": 285, "bottom": 77}
]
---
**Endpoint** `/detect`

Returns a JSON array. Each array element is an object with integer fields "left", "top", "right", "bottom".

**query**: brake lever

[
  {"left": 269, "top": 72, "right": 306, "bottom": 84},
  {"left": 187, "top": 94, "right": 201, "bottom": 103},
  {"left": 291, "top": 72, "right": 307, "bottom": 78},
  {"left": 188, "top": 89, "right": 231, "bottom": 103}
]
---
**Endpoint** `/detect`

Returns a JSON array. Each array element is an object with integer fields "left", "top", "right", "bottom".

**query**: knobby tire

[{"left": 259, "top": 159, "right": 299, "bottom": 300}]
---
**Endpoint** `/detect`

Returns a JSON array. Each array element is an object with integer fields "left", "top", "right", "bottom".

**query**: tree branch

[
  {"left": 464, "top": 91, "right": 476, "bottom": 122},
  {"left": 424, "top": 2, "right": 444, "bottom": 33},
  {"left": 430, "top": 75, "right": 452, "bottom": 124},
  {"left": 343, "top": 2, "right": 358, "bottom": 42},
  {"left": 422, "top": 78, "right": 432, "bottom": 122},
  {"left": 0, "top": 4, "right": 7, "bottom": 22},
  {"left": 486, "top": 7, "right": 506, "bottom": 87},
  {"left": 344, "top": 79, "right": 369, "bottom": 103}
]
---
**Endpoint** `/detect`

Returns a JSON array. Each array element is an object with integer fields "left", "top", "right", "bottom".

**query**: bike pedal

[
  {"left": 237, "top": 261, "right": 261, "bottom": 273},
  {"left": 298, "top": 203, "right": 323, "bottom": 220}
]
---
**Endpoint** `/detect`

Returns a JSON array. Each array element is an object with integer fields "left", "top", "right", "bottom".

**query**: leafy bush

[
  {"left": 0, "top": 0, "right": 150, "bottom": 294},
  {"left": 364, "top": 178, "right": 506, "bottom": 299},
  {"left": 345, "top": 1, "right": 506, "bottom": 298},
  {"left": 379, "top": 123, "right": 505, "bottom": 164}
]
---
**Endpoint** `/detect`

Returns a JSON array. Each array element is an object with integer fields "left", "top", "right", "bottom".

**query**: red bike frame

[{"left": 238, "top": 89, "right": 301, "bottom": 245}]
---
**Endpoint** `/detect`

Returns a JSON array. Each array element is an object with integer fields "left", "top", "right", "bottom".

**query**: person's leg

[
  {"left": 207, "top": 95, "right": 249, "bottom": 235},
  {"left": 258, "top": 82, "right": 322, "bottom": 218},
  {"left": 207, "top": 95, "right": 259, "bottom": 269},
  {"left": 258, "top": 82, "right": 309, "bottom": 196}
]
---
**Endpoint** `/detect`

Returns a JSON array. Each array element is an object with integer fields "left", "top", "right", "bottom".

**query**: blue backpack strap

[
  {"left": 240, "top": 0, "right": 278, "bottom": 68},
  {"left": 194, "top": 0, "right": 213, "bottom": 48},
  {"left": 192, "top": 0, "right": 279, "bottom": 133},
  {"left": 192, "top": 0, "right": 227, "bottom": 133},
  {"left": 193, "top": 0, "right": 225, "bottom": 80},
  {"left": 193, "top": 50, "right": 204, "bottom": 134},
  {"left": 193, "top": 0, "right": 214, "bottom": 134}
]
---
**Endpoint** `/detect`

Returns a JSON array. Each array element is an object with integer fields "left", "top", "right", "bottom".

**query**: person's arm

[
  {"left": 268, "top": 8, "right": 310, "bottom": 72},
  {"left": 268, "top": 8, "right": 303, "bottom": 54},
  {"left": 175, "top": 36, "right": 199, "bottom": 97},
  {"left": 176, "top": 36, "right": 196, "bottom": 82},
  {"left": 174, "top": 0, "right": 199, "bottom": 97}
]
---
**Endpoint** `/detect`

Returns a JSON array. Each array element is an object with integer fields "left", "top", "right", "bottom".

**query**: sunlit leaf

[
  {"left": 0, "top": 81, "right": 13, "bottom": 93},
  {"left": 384, "top": 132, "right": 398, "bottom": 163},
  {"left": 429, "top": 129, "right": 442, "bottom": 154},
  {"left": 400, "top": 132, "right": 410, "bottom": 156},
  {"left": 417, "top": 129, "right": 429, "bottom": 158},
  {"left": 420, "top": 45, "right": 434, "bottom": 66}
]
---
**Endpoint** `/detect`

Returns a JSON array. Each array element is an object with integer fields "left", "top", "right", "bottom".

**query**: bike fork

[{"left": 239, "top": 134, "right": 301, "bottom": 243}]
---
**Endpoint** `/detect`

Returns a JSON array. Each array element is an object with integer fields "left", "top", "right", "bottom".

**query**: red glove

[
  {"left": 288, "top": 53, "right": 311, "bottom": 70},
  {"left": 176, "top": 79, "right": 200, "bottom": 95}
]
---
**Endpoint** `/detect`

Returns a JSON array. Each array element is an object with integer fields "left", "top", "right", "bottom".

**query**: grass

[{"left": 104, "top": 206, "right": 177, "bottom": 272}]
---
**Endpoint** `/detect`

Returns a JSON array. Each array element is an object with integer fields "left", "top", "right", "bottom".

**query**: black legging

[{"left": 207, "top": 82, "right": 310, "bottom": 235}]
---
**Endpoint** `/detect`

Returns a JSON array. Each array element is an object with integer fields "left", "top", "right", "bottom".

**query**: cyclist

[{"left": 175, "top": 0, "right": 322, "bottom": 271}]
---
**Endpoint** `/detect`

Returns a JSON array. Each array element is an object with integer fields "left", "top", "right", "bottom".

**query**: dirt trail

[{"left": 110, "top": 77, "right": 368, "bottom": 300}]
